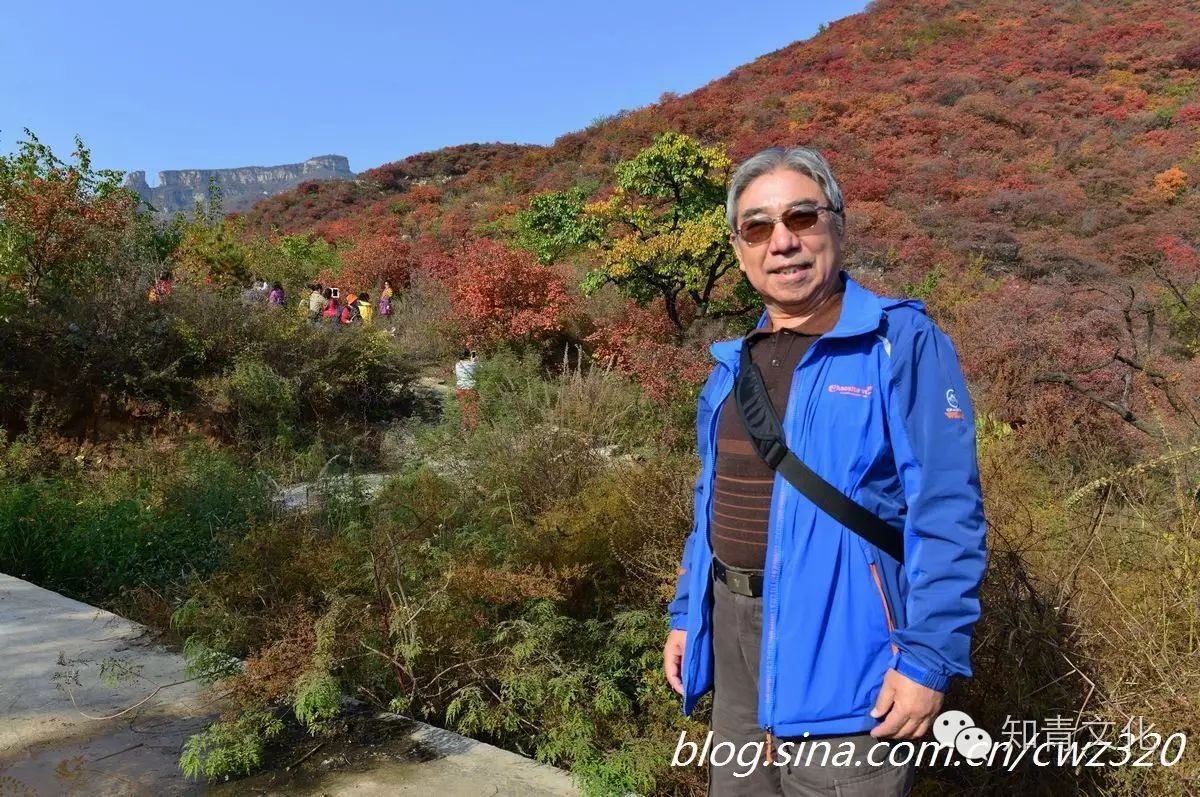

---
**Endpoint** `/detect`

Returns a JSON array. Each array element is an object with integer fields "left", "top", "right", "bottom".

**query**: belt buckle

[{"left": 725, "top": 568, "right": 753, "bottom": 596}]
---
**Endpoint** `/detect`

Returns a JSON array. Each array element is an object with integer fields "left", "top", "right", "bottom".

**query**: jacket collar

[{"left": 709, "top": 271, "right": 886, "bottom": 371}]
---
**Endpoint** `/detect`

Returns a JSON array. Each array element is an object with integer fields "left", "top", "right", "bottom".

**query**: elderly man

[{"left": 663, "top": 147, "right": 987, "bottom": 796}]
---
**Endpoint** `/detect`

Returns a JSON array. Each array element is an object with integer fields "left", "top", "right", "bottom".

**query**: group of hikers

[
  {"left": 303, "top": 280, "right": 396, "bottom": 328},
  {"left": 146, "top": 271, "right": 397, "bottom": 331},
  {"left": 145, "top": 268, "right": 481, "bottom": 430}
]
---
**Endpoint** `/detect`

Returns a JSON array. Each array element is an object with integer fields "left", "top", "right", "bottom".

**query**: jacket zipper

[
  {"left": 762, "top": 338, "right": 822, "bottom": 744},
  {"left": 869, "top": 561, "right": 899, "bottom": 655}
]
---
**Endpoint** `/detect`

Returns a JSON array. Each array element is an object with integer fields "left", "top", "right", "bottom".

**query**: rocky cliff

[{"left": 125, "top": 155, "right": 354, "bottom": 216}]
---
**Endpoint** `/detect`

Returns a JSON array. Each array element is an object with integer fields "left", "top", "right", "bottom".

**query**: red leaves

[
  {"left": 585, "top": 301, "right": 710, "bottom": 404},
  {"left": 1, "top": 167, "right": 135, "bottom": 295},
  {"left": 448, "top": 239, "right": 573, "bottom": 350},
  {"left": 339, "top": 233, "right": 416, "bottom": 291},
  {"left": 1155, "top": 235, "right": 1200, "bottom": 278}
]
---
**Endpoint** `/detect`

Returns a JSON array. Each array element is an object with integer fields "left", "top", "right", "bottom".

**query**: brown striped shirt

[{"left": 711, "top": 327, "right": 819, "bottom": 571}]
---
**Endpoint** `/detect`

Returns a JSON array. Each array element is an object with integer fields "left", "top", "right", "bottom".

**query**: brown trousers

[{"left": 456, "top": 387, "right": 478, "bottom": 430}]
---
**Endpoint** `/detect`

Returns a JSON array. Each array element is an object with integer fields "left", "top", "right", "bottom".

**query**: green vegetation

[{"left": 514, "top": 132, "right": 749, "bottom": 330}]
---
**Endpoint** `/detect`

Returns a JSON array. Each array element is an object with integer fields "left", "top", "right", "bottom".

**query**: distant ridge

[{"left": 124, "top": 155, "right": 354, "bottom": 216}]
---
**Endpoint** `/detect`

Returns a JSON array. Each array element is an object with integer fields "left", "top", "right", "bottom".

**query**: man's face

[{"left": 731, "top": 168, "right": 842, "bottom": 315}]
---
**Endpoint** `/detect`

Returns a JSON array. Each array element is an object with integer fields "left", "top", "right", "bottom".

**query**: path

[{"left": 0, "top": 575, "right": 578, "bottom": 796}]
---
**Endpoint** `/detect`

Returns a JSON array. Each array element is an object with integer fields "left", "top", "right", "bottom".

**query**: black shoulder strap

[{"left": 735, "top": 343, "right": 905, "bottom": 564}]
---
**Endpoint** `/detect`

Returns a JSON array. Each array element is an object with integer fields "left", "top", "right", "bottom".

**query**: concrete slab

[
  {"left": 0, "top": 575, "right": 579, "bottom": 796},
  {"left": 214, "top": 719, "right": 580, "bottom": 796},
  {"left": 0, "top": 573, "right": 214, "bottom": 795}
]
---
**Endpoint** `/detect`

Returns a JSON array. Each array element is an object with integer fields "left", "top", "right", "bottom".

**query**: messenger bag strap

[{"left": 735, "top": 342, "right": 905, "bottom": 564}]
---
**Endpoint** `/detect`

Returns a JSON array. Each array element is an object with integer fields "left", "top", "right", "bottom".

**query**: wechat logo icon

[{"left": 933, "top": 710, "right": 994, "bottom": 761}]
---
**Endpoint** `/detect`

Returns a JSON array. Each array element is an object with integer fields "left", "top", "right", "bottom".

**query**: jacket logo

[
  {"left": 945, "top": 388, "right": 964, "bottom": 420},
  {"left": 828, "top": 383, "right": 873, "bottom": 398}
]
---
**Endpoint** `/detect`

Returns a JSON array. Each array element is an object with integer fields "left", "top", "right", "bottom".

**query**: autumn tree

[
  {"left": 448, "top": 238, "right": 573, "bottom": 351},
  {"left": 248, "top": 233, "right": 340, "bottom": 296},
  {"left": 171, "top": 182, "right": 251, "bottom": 286},
  {"left": 0, "top": 131, "right": 137, "bottom": 302},
  {"left": 338, "top": 233, "right": 415, "bottom": 292},
  {"left": 515, "top": 132, "right": 743, "bottom": 330}
]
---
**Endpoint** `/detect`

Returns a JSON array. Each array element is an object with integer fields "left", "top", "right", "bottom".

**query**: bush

[
  {"left": 206, "top": 356, "right": 299, "bottom": 444},
  {"left": 0, "top": 440, "right": 268, "bottom": 605},
  {"left": 168, "top": 355, "right": 703, "bottom": 788}
]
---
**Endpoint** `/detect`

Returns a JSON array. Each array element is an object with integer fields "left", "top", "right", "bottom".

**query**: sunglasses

[{"left": 735, "top": 205, "right": 838, "bottom": 245}]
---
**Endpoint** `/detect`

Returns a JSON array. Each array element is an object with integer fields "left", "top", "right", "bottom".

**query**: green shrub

[
  {"left": 0, "top": 440, "right": 267, "bottom": 605},
  {"left": 179, "top": 709, "right": 284, "bottom": 780}
]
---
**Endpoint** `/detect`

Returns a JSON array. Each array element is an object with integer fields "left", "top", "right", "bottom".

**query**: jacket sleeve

[
  {"left": 666, "top": 470, "right": 705, "bottom": 631},
  {"left": 884, "top": 317, "right": 987, "bottom": 692},
  {"left": 666, "top": 368, "right": 720, "bottom": 631}
]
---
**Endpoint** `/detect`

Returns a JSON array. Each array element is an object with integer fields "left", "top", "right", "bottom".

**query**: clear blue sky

[{"left": 1, "top": 1, "right": 868, "bottom": 183}]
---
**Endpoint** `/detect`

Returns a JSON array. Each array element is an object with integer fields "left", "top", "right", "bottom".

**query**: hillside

[
  {"left": 244, "top": 0, "right": 1198, "bottom": 281},
  {"left": 241, "top": 0, "right": 1200, "bottom": 455}
]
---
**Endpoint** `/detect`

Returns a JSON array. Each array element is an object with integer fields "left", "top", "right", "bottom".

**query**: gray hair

[{"left": 725, "top": 147, "right": 845, "bottom": 237}]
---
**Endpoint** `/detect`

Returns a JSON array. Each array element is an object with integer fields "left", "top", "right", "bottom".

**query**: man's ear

[{"left": 730, "top": 234, "right": 747, "bottom": 273}]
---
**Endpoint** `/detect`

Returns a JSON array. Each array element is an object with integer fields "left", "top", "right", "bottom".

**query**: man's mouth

[{"left": 771, "top": 263, "right": 812, "bottom": 276}]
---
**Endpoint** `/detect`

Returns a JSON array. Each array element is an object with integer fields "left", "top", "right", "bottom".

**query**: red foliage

[
  {"left": 448, "top": 239, "right": 573, "bottom": 350},
  {"left": 1176, "top": 40, "right": 1200, "bottom": 69},
  {"left": 410, "top": 236, "right": 459, "bottom": 282},
  {"left": 223, "top": 0, "right": 1200, "bottom": 456},
  {"left": 1, "top": 171, "right": 135, "bottom": 294},
  {"left": 407, "top": 184, "right": 443, "bottom": 204},
  {"left": 315, "top": 216, "right": 360, "bottom": 244},
  {"left": 585, "top": 301, "right": 711, "bottom": 404},
  {"left": 338, "top": 233, "right": 417, "bottom": 291},
  {"left": 1156, "top": 235, "right": 1200, "bottom": 278},
  {"left": 1176, "top": 103, "right": 1200, "bottom": 127}
]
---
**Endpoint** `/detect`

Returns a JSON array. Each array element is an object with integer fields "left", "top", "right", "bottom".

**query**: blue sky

[{"left": 1, "top": 1, "right": 868, "bottom": 182}]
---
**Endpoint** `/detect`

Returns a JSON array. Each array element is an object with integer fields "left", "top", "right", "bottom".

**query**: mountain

[
  {"left": 238, "top": 0, "right": 1200, "bottom": 446},
  {"left": 240, "top": 0, "right": 1198, "bottom": 292},
  {"left": 125, "top": 155, "right": 354, "bottom": 216}
]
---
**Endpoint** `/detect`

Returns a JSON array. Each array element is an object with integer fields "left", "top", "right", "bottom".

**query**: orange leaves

[
  {"left": 1152, "top": 166, "right": 1189, "bottom": 202},
  {"left": 0, "top": 155, "right": 136, "bottom": 296},
  {"left": 407, "top": 184, "right": 443, "bottom": 204}
]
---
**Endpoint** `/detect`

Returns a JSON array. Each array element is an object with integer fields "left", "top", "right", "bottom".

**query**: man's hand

[
  {"left": 663, "top": 629, "right": 687, "bottom": 695},
  {"left": 869, "top": 668, "right": 943, "bottom": 740}
]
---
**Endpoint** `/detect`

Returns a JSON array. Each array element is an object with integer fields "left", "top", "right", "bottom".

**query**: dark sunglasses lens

[
  {"left": 740, "top": 220, "right": 774, "bottom": 244},
  {"left": 782, "top": 208, "right": 821, "bottom": 233}
]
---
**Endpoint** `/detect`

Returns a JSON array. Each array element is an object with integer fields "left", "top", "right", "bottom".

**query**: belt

[{"left": 712, "top": 557, "right": 764, "bottom": 598}]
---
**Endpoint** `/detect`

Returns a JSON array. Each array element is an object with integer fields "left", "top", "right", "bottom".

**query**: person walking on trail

[
  {"left": 308, "top": 283, "right": 326, "bottom": 322},
  {"left": 339, "top": 293, "right": 360, "bottom": 325},
  {"left": 379, "top": 279, "right": 394, "bottom": 318},
  {"left": 454, "top": 348, "right": 479, "bottom": 430},
  {"left": 357, "top": 292, "right": 374, "bottom": 323},
  {"left": 322, "top": 288, "right": 340, "bottom": 329},
  {"left": 147, "top": 270, "right": 172, "bottom": 304},
  {"left": 662, "top": 146, "right": 987, "bottom": 796}
]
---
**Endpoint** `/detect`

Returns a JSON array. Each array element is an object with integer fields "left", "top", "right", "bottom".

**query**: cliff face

[{"left": 125, "top": 155, "right": 354, "bottom": 216}]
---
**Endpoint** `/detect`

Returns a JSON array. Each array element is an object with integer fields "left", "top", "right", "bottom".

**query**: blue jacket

[{"left": 667, "top": 272, "right": 987, "bottom": 738}]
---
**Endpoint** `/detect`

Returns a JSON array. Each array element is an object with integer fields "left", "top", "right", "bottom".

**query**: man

[
  {"left": 307, "top": 283, "right": 326, "bottom": 322},
  {"left": 662, "top": 147, "right": 987, "bottom": 795},
  {"left": 454, "top": 348, "right": 479, "bottom": 430}
]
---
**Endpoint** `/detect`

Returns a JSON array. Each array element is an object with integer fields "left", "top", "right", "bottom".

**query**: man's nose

[{"left": 767, "top": 219, "right": 803, "bottom": 255}]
